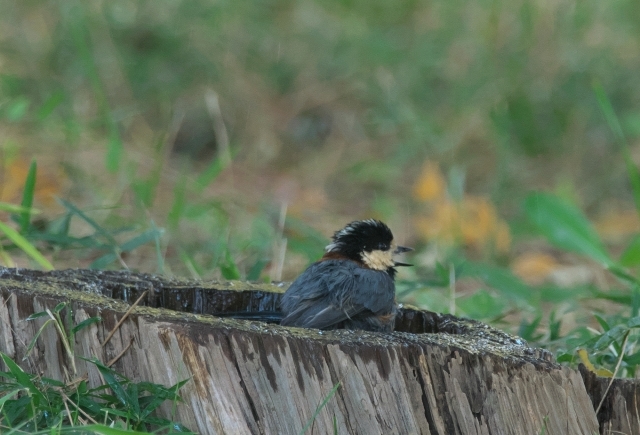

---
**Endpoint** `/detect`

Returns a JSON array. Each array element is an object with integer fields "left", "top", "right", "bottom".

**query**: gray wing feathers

[
  {"left": 286, "top": 304, "right": 351, "bottom": 329},
  {"left": 280, "top": 260, "right": 395, "bottom": 329},
  {"left": 350, "top": 268, "right": 395, "bottom": 313}
]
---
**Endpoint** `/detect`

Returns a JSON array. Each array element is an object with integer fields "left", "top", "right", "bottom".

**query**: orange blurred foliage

[
  {"left": 511, "top": 252, "right": 560, "bottom": 285},
  {"left": 413, "top": 161, "right": 446, "bottom": 201},
  {"left": 0, "top": 157, "right": 63, "bottom": 206},
  {"left": 595, "top": 209, "right": 640, "bottom": 243},
  {"left": 413, "top": 162, "right": 511, "bottom": 253}
]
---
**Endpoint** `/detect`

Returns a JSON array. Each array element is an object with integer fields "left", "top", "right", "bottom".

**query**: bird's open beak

[
  {"left": 394, "top": 261, "right": 413, "bottom": 267},
  {"left": 394, "top": 245, "right": 413, "bottom": 254},
  {"left": 393, "top": 245, "right": 413, "bottom": 267}
]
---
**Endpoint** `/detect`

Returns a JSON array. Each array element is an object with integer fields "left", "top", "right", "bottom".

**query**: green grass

[
  {"left": 299, "top": 382, "right": 341, "bottom": 435},
  {"left": 1, "top": 0, "right": 640, "bottom": 430},
  {"left": 2, "top": 0, "right": 640, "bottom": 201},
  {"left": 0, "top": 303, "right": 192, "bottom": 434}
]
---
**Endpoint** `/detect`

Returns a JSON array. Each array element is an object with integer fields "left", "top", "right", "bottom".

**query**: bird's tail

[{"left": 212, "top": 311, "right": 283, "bottom": 324}]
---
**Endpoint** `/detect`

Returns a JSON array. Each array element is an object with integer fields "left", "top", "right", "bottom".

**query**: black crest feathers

[{"left": 325, "top": 219, "right": 393, "bottom": 262}]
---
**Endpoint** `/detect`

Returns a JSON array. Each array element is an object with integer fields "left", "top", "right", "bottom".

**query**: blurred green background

[{"left": 2, "top": 0, "right": 640, "bottom": 372}]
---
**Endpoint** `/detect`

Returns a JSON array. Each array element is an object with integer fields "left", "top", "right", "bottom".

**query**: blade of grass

[
  {"left": 116, "top": 228, "right": 162, "bottom": 252},
  {"left": 0, "top": 202, "right": 39, "bottom": 214},
  {"left": 168, "top": 173, "right": 187, "bottom": 231},
  {"left": 247, "top": 259, "right": 269, "bottom": 281},
  {"left": 608, "top": 265, "right": 640, "bottom": 286},
  {"left": 0, "top": 389, "right": 19, "bottom": 407},
  {"left": 195, "top": 150, "right": 236, "bottom": 192},
  {"left": 595, "top": 330, "right": 630, "bottom": 415},
  {"left": 150, "top": 219, "right": 165, "bottom": 275},
  {"left": 219, "top": 248, "right": 240, "bottom": 280},
  {"left": 23, "top": 318, "right": 55, "bottom": 360},
  {"left": 0, "top": 248, "right": 15, "bottom": 267},
  {"left": 106, "top": 129, "right": 123, "bottom": 174},
  {"left": 18, "top": 160, "right": 37, "bottom": 234},
  {"left": 36, "top": 90, "right": 64, "bottom": 121},
  {"left": 0, "top": 221, "right": 53, "bottom": 270},
  {"left": 5, "top": 96, "right": 30, "bottom": 121},
  {"left": 593, "top": 81, "right": 640, "bottom": 216},
  {"left": 88, "top": 253, "right": 118, "bottom": 269},
  {"left": 0, "top": 353, "right": 46, "bottom": 404},
  {"left": 179, "top": 249, "right": 202, "bottom": 279},
  {"left": 89, "top": 358, "right": 131, "bottom": 407},
  {"left": 68, "top": 424, "right": 151, "bottom": 435},
  {"left": 71, "top": 316, "right": 102, "bottom": 335},
  {"left": 45, "top": 307, "right": 78, "bottom": 375},
  {"left": 620, "top": 235, "right": 640, "bottom": 267},
  {"left": 28, "top": 231, "right": 107, "bottom": 249},
  {"left": 133, "top": 136, "right": 169, "bottom": 209},
  {"left": 67, "top": 4, "right": 122, "bottom": 173},
  {"left": 299, "top": 382, "right": 341, "bottom": 435},
  {"left": 90, "top": 228, "right": 162, "bottom": 269},
  {"left": 524, "top": 192, "right": 613, "bottom": 267},
  {"left": 462, "top": 261, "right": 537, "bottom": 305},
  {"left": 57, "top": 198, "right": 118, "bottom": 246},
  {"left": 138, "top": 380, "right": 188, "bottom": 419}
]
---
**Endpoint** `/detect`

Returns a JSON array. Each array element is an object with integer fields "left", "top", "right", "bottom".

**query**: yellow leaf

[
  {"left": 0, "top": 157, "right": 64, "bottom": 206},
  {"left": 595, "top": 209, "right": 640, "bottom": 242},
  {"left": 413, "top": 166, "right": 510, "bottom": 253},
  {"left": 511, "top": 252, "right": 559, "bottom": 285},
  {"left": 413, "top": 162, "right": 446, "bottom": 202},
  {"left": 577, "top": 349, "right": 613, "bottom": 377},
  {"left": 494, "top": 221, "right": 511, "bottom": 253},
  {"left": 415, "top": 195, "right": 511, "bottom": 253},
  {"left": 460, "top": 197, "right": 496, "bottom": 247}
]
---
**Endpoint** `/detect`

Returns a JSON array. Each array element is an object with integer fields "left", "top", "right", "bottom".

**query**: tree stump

[
  {"left": 0, "top": 267, "right": 620, "bottom": 434},
  {"left": 579, "top": 364, "right": 640, "bottom": 434}
]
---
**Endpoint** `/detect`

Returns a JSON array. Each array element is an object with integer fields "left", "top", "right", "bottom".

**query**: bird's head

[{"left": 325, "top": 219, "right": 413, "bottom": 275}]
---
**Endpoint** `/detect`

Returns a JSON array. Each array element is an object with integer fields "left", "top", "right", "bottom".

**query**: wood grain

[{"left": 0, "top": 267, "right": 606, "bottom": 434}]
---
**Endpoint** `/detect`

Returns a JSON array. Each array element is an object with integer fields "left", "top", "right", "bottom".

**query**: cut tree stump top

[{"left": 0, "top": 267, "right": 629, "bottom": 434}]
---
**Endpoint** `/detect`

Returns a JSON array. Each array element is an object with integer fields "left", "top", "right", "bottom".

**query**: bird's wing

[
  {"left": 349, "top": 267, "right": 396, "bottom": 314},
  {"left": 280, "top": 261, "right": 395, "bottom": 330}
]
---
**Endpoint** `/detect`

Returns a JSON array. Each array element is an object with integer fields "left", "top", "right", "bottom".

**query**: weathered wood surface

[
  {"left": 580, "top": 365, "right": 640, "bottom": 434},
  {"left": 0, "top": 267, "right": 606, "bottom": 434}
]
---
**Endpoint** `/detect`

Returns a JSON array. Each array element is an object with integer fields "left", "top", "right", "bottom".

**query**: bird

[{"left": 280, "top": 219, "right": 412, "bottom": 332}]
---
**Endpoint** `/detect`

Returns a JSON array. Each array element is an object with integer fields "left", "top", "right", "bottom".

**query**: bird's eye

[{"left": 376, "top": 243, "right": 388, "bottom": 250}]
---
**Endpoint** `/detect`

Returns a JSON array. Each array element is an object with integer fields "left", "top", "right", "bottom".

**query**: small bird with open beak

[{"left": 280, "top": 219, "right": 412, "bottom": 332}]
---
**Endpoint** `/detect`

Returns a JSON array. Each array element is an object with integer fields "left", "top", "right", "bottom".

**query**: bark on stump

[{"left": 0, "top": 267, "right": 618, "bottom": 434}]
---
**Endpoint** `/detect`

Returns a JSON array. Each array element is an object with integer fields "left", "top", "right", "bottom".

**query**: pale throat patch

[{"left": 360, "top": 244, "right": 396, "bottom": 270}]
